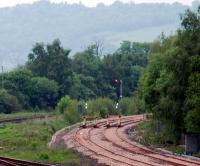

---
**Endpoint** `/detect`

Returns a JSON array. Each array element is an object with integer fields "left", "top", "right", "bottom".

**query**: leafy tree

[
  {"left": 72, "top": 45, "right": 100, "bottom": 77},
  {"left": 2, "top": 68, "right": 33, "bottom": 108},
  {"left": 102, "top": 42, "right": 149, "bottom": 97},
  {"left": 27, "top": 39, "right": 72, "bottom": 95},
  {"left": 140, "top": 7, "right": 200, "bottom": 141},
  {"left": 69, "top": 74, "right": 96, "bottom": 100}
]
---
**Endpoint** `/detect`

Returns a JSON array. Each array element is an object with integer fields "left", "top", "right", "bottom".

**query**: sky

[{"left": 0, "top": 0, "right": 194, "bottom": 8}]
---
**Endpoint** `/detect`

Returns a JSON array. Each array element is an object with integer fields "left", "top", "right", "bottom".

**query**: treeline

[
  {"left": 140, "top": 7, "right": 200, "bottom": 141},
  {"left": 0, "top": 40, "right": 149, "bottom": 113}
]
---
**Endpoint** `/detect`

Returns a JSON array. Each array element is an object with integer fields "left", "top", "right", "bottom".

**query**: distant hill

[{"left": 0, "top": 0, "right": 199, "bottom": 70}]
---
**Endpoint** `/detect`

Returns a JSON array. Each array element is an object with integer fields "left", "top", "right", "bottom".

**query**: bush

[
  {"left": 56, "top": 95, "right": 71, "bottom": 114},
  {"left": 2, "top": 68, "right": 33, "bottom": 108},
  {"left": 0, "top": 89, "right": 21, "bottom": 114},
  {"left": 27, "top": 77, "right": 59, "bottom": 108},
  {"left": 64, "top": 100, "right": 81, "bottom": 124},
  {"left": 56, "top": 95, "right": 82, "bottom": 124},
  {"left": 87, "top": 98, "right": 115, "bottom": 118},
  {"left": 118, "top": 97, "right": 144, "bottom": 115}
]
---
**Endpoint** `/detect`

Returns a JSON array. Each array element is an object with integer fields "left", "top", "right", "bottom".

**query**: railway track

[
  {"left": 74, "top": 116, "right": 146, "bottom": 166},
  {"left": 115, "top": 124, "right": 200, "bottom": 165},
  {"left": 57, "top": 115, "right": 200, "bottom": 166},
  {"left": 0, "top": 156, "right": 54, "bottom": 166},
  {"left": 103, "top": 123, "right": 200, "bottom": 165}
]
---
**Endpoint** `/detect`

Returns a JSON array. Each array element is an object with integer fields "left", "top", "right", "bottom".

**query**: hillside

[{"left": 0, "top": 0, "right": 199, "bottom": 69}]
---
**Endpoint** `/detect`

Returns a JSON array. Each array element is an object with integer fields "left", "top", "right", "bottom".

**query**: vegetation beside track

[
  {"left": 0, "top": 111, "right": 50, "bottom": 120},
  {"left": 0, "top": 115, "right": 81, "bottom": 164},
  {"left": 130, "top": 120, "right": 189, "bottom": 155}
]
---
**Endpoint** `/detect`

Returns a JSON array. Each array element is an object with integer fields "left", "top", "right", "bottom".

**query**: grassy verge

[
  {"left": 0, "top": 111, "right": 51, "bottom": 120},
  {"left": 131, "top": 120, "right": 185, "bottom": 154},
  {"left": 0, "top": 115, "right": 80, "bottom": 164}
]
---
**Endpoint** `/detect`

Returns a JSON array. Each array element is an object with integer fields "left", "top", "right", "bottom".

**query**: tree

[
  {"left": 2, "top": 68, "right": 33, "bottom": 108},
  {"left": 27, "top": 39, "right": 72, "bottom": 95},
  {"left": 102, "top": 42, "right": 149, "bottom": 97},
  {"left": 140, "top": 7, "right": 200, "bottom": 141},
  {"left": 27, "top": 77, "right": 59, "bottom": 108},
  {"left": 69, "top": 73, "right": 96, "bottom": 100}
]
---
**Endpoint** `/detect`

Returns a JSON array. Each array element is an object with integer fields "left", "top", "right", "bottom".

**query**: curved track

[{"left": 61, "top": 115, "right": 200, "bottom": 166}]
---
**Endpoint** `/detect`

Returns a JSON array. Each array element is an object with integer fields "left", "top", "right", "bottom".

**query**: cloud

[{"left": 0, "top": 0, "right": 193, "bottom": 8}]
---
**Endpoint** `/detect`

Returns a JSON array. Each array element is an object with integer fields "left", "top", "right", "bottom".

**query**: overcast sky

[{"left": 0, "top": 0, "right": 194, "bottom": 8}]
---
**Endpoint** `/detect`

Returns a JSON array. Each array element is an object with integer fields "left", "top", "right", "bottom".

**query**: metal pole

[
  {"left": 120, "top": 80, "right": 122, "bottom": 98},
  {"left": 1, "top": 66, "right": 3, "bottom": 89}
]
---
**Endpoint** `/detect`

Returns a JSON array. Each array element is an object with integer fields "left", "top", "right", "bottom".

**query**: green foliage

[
  {"left": 2, "top": 68, "right": 33, "bottom": 108},
  {"left": 0, "top": 89, "right": 21, "bottom": 114},
  {"left": 56, "top": 96, "right": 143, "bottom": 122},
  {"left": 87, "top": 98, "right": 115, "bottom": 118},
  {"left": 185, "top": 109, "right": 200, "bottom": 133},
  {"left": 135, "top": 121, "right": 177, "bottom": 145},
  {"left": 101, "top": 42, "right": 149, "bottom": 98},
  {"left": 27, "top": 77, "right": 59, "bottom": 108},
  {"left": 140, "top": 7, "right": 200, "bottom": 141},
  {"left": 118, "top": 96, "right": 144, "bottom": 115},
  {"left": 56, "top": 95, "right": 82, "bottom": 124},
  {"left": 69, "top": 74, "right": 96, "bottom": 100},
  {"left": 166, "top": 145, "right": 185, "bottom": 154},
  {"left": 26, "top": 39, "right": 149, "bottom": 101},
  {"left": 27, "top": 39, "right": 72, "bottom": 96},
  {"left": 56, "top": 95, "right": 72, "bottom": 114},
  {"left": 1, "top": 68, "right": 60, "bottom": 111},
  {"left": 184, "top": 65, "right": 200, "bottom": 133},
  {"left": 64, "top": 100, "right": 81, "bottom": 124},
  {"left": 0, "top": 116, "right": 80, "bottom": 163},
  {"left": 0, "top": 111, "right": 48, "bottom": 119}
]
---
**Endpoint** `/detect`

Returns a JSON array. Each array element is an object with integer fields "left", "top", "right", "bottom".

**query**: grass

[
  {"left": 0, "top": 111, "right": 51, "bottom": 120},
  {"left": 132, "top": 120, "right": 186, "bottom": 154},
  {"left": 194, "top": 151, "right": 200, "bottom": 158},
  {"left": 165, "top": 145, "right": 185, "bottom": 154},
  {"left": 133, "top": 120, "right": 166, "bottom": 146},
  {"left": 0, "top": 115, "right": 80, "bottom": 164}
]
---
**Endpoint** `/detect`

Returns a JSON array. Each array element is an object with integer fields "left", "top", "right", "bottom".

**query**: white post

[{"left": 120, "top": 80, "right": 123, "bottom": 98}]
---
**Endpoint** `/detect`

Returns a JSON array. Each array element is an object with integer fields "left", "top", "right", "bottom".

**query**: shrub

[
  {"left": 56, "top": 95, "right": 82, "bottom": 124},
  {"left": 87, "top": 98, "right": 115, "bottom": 118},
  {"left": 39, "top": 153, "right": 49, "bottom": 160},
  {"left": 56, "top": 95, "right": 71, "bottom": 114},
  {"left": 0, "top": 89, "right": 21, "bottom": 114},
  {"left": 64, "top": 100, "right": 81, "bottom": 124},
  {"left": 27, "top": 77, "right": 59, "bottom": 108},
  {"left": 118, "top": 97, "right": 144, "bottom": 116}
]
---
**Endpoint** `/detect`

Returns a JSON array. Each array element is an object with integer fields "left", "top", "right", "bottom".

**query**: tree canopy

[{"left": 140, "top": 7, "right": 200, "bottom": 140}]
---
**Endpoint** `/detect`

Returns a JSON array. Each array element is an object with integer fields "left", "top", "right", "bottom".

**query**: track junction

[{"left": 50, "top": 115, "right": 200, "bottom": 166}]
